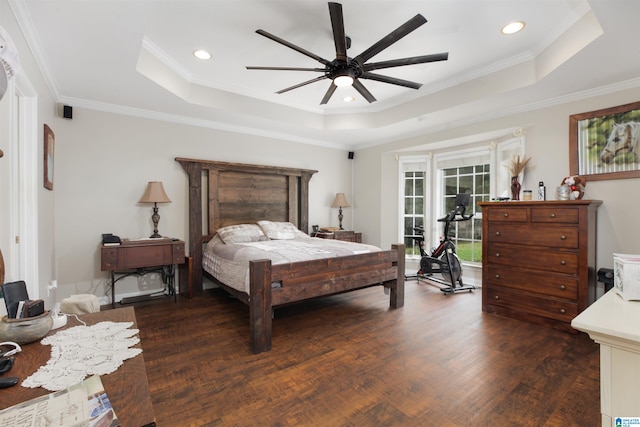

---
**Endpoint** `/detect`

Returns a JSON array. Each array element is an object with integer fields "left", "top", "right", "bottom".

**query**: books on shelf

[{"left": 0, "top": 375, "right": 120, "bottom": 427}]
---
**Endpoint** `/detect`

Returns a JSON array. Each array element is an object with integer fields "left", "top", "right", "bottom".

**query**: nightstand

[
  {"left": 314, "top": 230, "right": 362, "bottom": 243},
  {"left": 101, "top": 238, "right": 185, "bottom": 307}
]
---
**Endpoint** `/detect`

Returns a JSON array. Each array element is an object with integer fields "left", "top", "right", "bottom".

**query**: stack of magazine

[{"left": 0, "top": 375, "right": 119, "bottom": 427}]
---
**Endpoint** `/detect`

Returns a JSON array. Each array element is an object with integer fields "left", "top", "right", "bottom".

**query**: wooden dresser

[{"left": 478, "top": 200, "right": 601, "bottom": 333}]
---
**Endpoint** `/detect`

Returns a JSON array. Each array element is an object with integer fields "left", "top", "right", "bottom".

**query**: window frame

[{"left": 398, "top": 157, "right": 429, "bottom": 260}]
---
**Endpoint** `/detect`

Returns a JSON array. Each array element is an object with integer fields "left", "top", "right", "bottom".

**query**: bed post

[
  {"left": 391, "top": 244, "right": 405, "bottom": 309},
  {"left": 300, "top": 171, "right": 313, "bottom": 233},
  {"left": 177, "top": 159, "right": 203, "bottom": 297},
  {"left": 249, "top": 259, "right": 273, "bottom": 354}
]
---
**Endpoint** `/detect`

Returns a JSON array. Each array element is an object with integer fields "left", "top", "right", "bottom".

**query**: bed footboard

[{"left": 249, "top": 244, "right": 405, "bottom": 354}]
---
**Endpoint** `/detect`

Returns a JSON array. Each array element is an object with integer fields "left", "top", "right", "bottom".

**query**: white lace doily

[{"left": 22, "top": 321, "right": 143, "bottom": 391}]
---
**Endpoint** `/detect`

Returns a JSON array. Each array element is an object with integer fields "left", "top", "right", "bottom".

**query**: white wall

[
  {"left": 355, "top": 86, "right": 640, "bottom": 289},
  {"left": 52, "top": 109, "right": 354, "bottom": 303},
  {"left": 1, "top": 0, "right": 57, "bottom": 308}
]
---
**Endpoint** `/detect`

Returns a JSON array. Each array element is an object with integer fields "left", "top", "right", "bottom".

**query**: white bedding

[{"left": 203, "top": 234, "right": 382, "bottom": 293}]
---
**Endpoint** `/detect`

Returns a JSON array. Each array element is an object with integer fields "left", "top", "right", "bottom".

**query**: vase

[{"left": 510, "top": 176, "right": 521, "bottom": 200}]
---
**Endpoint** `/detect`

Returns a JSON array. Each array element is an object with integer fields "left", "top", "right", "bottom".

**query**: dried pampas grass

[{"left": 505, "top": 154, "right": 531, "bottom": 177}]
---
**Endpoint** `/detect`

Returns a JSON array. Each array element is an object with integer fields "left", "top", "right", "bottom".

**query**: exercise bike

[{"left": 406, "top": 193, "right": 476, "bottom": 293}]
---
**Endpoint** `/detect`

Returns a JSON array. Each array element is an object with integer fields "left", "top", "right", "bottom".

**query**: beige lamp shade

[
  {"left": 331, "top": 193, "right": 351, "bottom": 208},
  {"left": 139, "top": 181, "right": 171, "bottom": 204}
]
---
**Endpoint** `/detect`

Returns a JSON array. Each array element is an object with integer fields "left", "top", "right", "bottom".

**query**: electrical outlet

[{"left": 47, "top": 280, "right": 58, "bottom": 297}]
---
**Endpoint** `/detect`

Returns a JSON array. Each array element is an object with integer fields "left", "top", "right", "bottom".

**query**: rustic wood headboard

[{"left": 175, "top": 158, "right": 318, "bottom": 294}]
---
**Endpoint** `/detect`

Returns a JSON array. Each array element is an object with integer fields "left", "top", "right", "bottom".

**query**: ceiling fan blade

[
  {"left": 352, "top": 79, "right": 377, "bottom": 103},
  {"left": 354, "top": 14, "right": 427, "bottom": 64},
  {"left": 360, "top": 72, "right": 422, "bottom": 89},
  {"left": 256, "top": 29, "right": 331, "bottom": 65},
  {"left": 363, "top": 52, "right": 448, "bottom": 72},
  {"left": 329, "top": 2, "right": 348, "bottom": 62},
  {"left": 246, "top": 66, "right": 326, "bottom": 72},
  {"left": 276, "top": 75, "right": 328, "bottom": 94},
  {"left": 320, "top": 82, "right": 338, "bottom": 105}
]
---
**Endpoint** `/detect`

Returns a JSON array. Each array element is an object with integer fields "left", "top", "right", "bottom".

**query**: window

[
  {"left": 403, "top": 171, "right": 424, "bottom": 256},
  {"left": 399, "top": 135, "right": 525, "bottom": 265},
  {"left": 400, "top": 160, "right": 427, "bottom": 257},
  {"left": 441, "top": 164, "right": 490, "bottom": 263}
]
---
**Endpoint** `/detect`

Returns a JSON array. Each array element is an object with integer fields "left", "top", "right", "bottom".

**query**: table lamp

[
  {"left": 139, "top": 181, "right": 171, "bottom": 238},
  {"left": 331, "top": 193, "right": 351, "bottom": 230}
]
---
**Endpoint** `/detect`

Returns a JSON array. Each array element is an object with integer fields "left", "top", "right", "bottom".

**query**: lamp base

[{"left": 150, "top": 204, "right": 162, "bottom": 239}]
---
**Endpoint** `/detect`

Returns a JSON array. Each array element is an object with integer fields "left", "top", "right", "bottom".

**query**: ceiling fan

[{"left": 246, "top": 2, "right": 448, "bottom": 105}]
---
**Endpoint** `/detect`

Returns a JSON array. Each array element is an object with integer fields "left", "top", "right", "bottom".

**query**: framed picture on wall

[
  {"left": 44, "top": 124, "right": 54, "bottom": 190},
  {"left": 569, "top": 100, "right": 640, "bottom": 181}
]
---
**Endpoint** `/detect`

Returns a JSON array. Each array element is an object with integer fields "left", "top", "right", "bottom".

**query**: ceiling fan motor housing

[{"left": 326, "top": 59, "right": 361, "bottom": 81}]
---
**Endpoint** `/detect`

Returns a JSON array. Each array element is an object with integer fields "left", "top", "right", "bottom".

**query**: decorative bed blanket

[{"left": 203, "top": 235, "right": 382, "bottom": 293}]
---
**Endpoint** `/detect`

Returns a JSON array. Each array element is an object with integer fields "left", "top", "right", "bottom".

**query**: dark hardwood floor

[{"left": 129, "top": 280, "right": 600, "bottom": 426}]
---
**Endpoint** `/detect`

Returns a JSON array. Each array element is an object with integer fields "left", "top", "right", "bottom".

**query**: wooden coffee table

[{"left": 0, "top": 307, "right": 156, "bottom": 426}]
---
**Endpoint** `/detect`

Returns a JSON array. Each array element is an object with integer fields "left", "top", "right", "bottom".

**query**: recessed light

[
  {"left": 501, "top": 21, "right": 525, "bottom": 35},
  {"left": 193, "top": 49, "right": 212, "bottom": 60},
  {"left": 343, "top": 96, "right": 355, "bottom": 103}
]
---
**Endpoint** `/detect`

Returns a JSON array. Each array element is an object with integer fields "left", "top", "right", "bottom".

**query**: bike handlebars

[
  {"left": 412, "top": 195, "right": 473, "bottom": 235},
  {"left": 437, "top": 212, "right": 474, "bottom": 222}
]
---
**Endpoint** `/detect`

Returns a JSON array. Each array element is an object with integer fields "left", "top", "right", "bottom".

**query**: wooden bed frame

[{"left": 175, "top": 158, "right": 405, "bottom": 354}]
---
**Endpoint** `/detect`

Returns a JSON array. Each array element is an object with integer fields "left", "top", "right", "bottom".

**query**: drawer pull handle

[
  {"left": 495, "top": 274, "right": 500, "bottom": 279},
  {"left": 560, "top": 235, "right": 566, "bottom": 240},
  {"left": 503, "top": 213, "right": 509, "bottom": 217},
  {"left": 495, "top": 231, "right": 501, "bottom": 236},
  {"left": 559, "top": 285, "right": 566, "bottom": 290},
  {"left": 495, "top": 253, "right": 500, "bottom": 257},
  {"left": 560, "top": 260, "right": 566, "bottom": 265},
  {"left": 550, "top": 213, "right": 556, "bottom": 218},
  {"left": 494, "top": 295, "right": 500, "bottom": 300},
  {"left": 559, "top": 308, "right": 566, "bottom": 314}
]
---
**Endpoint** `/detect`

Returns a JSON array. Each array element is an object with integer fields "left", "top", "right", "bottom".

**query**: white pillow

[
  {"left": 257, "top": 221, "right": 304, "bottom": 240},
  {"left": 216, "top": 224, "right": 268, "bottom": 244}
]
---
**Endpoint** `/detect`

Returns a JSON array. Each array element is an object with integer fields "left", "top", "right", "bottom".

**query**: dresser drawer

[
  {"left": 101, "top": 247, "right": 119, "bottom": 270},
  {"left": 333, "top": 231, "right": 356, "bottom": 242},
  {"left": 486, "top": 207, "right": 527, "bottom": 222},
  {"left": 485, "top": 266, "right": 578, "bottom": 299},
  {"left": 487, "top": 223, "right": 578, "bottom": 248},
  {"left": 122, "top": 245, "right": 169, "bottom": 269},
  {"left": 530, "top": 207, "right": 579, "bottom": 224},
  {"left": 487, "top": 243, "right": 578, "bottom": 274},
  {"left": 486, "top": 286, "right": 578, "bottom": 322},
  {"left": 172, "top": 243, "right": 185, "bottom": 264}
]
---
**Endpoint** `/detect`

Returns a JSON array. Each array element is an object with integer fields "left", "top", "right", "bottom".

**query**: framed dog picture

[{"left": 569, "top": 101, "right": 640, "bottom": 181}]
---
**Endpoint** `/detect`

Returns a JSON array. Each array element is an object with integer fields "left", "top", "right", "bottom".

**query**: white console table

[{"left": 571, "top": 290, "right": 640, "bottom": 426}]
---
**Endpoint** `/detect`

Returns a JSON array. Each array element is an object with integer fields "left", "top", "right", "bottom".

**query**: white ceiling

[{"left": 10, "top": 0, "right": 640, "bottom": 149}]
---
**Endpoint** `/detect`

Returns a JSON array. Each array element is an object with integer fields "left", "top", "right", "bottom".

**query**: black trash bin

[{"left": 597, "top": 268, "right": 614, "bottom": 292}]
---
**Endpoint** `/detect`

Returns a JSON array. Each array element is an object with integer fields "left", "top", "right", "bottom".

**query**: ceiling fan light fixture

[
  {"left": 501, "top": 21, "right": 525, "bottom": 35},
  {"left": 343, "top": 96, "right": 355, "bottom": 103},
  {"left": 248, "top": 2, "right": 448, "bottom": 105},
  {"left": 193, "top": 49, "right": 212, "bottom": 60},
  {"left": 334, "top": 75, "right": 354, "bottom": 87}
]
